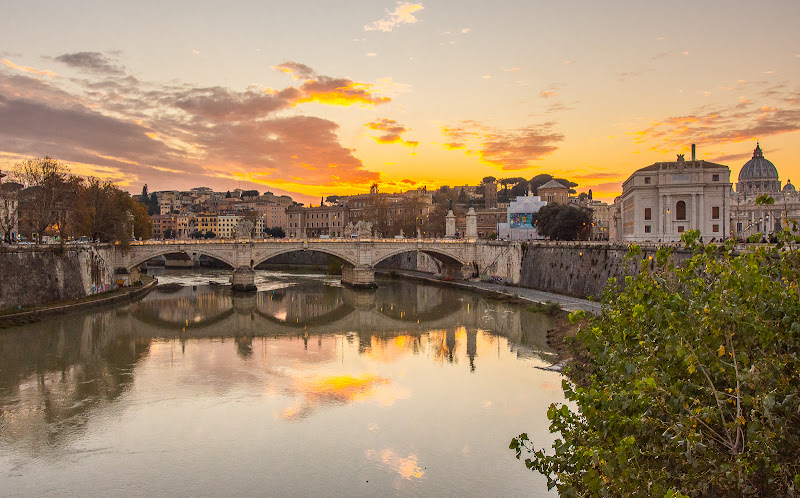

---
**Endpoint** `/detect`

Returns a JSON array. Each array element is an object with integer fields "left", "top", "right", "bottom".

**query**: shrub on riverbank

[
  {"left": 524, "top": 301, "right": 562, "bottom": 316},
  {"left": 512, "top": 230, "right": 800, "bottom": 496}
]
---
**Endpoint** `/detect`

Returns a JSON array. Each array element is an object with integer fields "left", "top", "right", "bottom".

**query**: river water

[{"left": 0, "top": 270, "right": 565, "bottom": 496}]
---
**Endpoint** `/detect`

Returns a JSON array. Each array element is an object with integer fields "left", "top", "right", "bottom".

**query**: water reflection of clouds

[
  {"left": 281, "top": 373, "right": 394, "bottom": 421},
  {"left": 366, "top": 448, "right": 425, "bottom": 480}
]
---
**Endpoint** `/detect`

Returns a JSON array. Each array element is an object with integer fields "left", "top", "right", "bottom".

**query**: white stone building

[
  {"left": 497, "top": 194, "right": 548, "bottom": 241},
  {"left": 614, "top": 147, "right": 732, "bottom": 243}
]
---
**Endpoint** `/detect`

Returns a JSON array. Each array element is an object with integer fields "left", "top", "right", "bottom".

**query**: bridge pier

[
  {"left": 231, "top": 266, "right": 257, "bottom": 292},
  {"left": 341, "top": 264, "right": 377, "bottom": 289},
  {"left": 441, "top": 263, "right": 475, "bottom": 281}
]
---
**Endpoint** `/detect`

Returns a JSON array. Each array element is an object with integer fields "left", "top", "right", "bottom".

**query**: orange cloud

[
  {"left": 272, "top": 62, "right": 391, "bottom": 108},
  {"left": 0, "top": 62, "right": 383, "bottom": 195},
  {"left": 297, "top": 80, "right": 390, "bottom": 107},
  {"left": 365, "top": 118, "right": 419, "bottom": 146},
  {"left": 442, "top": 120, "right": 564, "bottom": 170},
  {"left": 1, "top": 59, "right": 57, "bottom": 78},
  {"left": 365, "top": 2, "right": 424, "bottom": 32},
  {"left": 633, "top": 89, "right": 800, "bottom": 150}
]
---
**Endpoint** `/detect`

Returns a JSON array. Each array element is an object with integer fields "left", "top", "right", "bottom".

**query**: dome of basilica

[
  {"left": 738, "top": 143, "right": 779, "bottom": 181},
  {"left": 736, "top": 143, "right": 781, "bottom": 193}
]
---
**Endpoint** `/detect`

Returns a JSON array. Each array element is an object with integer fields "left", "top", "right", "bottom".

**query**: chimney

[{"left": 691, "top": 144, "right": 696, "bottom": 161}]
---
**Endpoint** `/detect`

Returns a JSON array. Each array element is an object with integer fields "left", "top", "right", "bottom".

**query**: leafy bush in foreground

[{"left": 512, "top": 231, "right": 800, "bottom": 496}]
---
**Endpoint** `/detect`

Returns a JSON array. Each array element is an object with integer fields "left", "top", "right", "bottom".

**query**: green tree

[
  {"left": 512, "top": 232, "right": 800, "bottom": 496},
  {"left": 482, "top": 176, "right": 497, "bottom": 184},
  {"left": 529, "top": 174, "right": 553, "bottom": 194},
  {"left": 534, "top": 203, "right": 591, "bottom": 240}
]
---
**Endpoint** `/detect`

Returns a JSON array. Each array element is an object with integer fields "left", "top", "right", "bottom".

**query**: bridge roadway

[{"left": 116, "top": 238, "right": 477, "bottom": 288}]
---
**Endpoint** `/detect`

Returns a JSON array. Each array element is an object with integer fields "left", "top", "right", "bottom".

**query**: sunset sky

[{"left": 2, "top": 0, "right": 799, "bottom": 204}]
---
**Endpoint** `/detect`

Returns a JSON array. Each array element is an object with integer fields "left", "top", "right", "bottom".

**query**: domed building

[
  {"left": 730, "top": 144, "right": 800, "bottom": 239},
  {"left": 736, "top": 143, "right": 781, "bottom": 194}
]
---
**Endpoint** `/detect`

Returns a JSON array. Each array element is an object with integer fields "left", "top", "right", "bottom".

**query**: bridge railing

[{"left": 128, "top": 238, "right": 470, "bottom": 245}]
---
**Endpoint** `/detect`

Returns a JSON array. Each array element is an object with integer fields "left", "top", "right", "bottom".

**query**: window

[
  {"left": 712, "top": 174, "right": 719, "bottom": 182},
  {"left": 737, "top": 222, "right": 743, "bottom": 232},
  {"left": 644, "top": 177, "right": 651, "bottom": 184},
  {"left": 644, "top": 225, "right": 651, "bottom": 233},
  {"left": 712, "top": 206, "right": 720, "bottom": 220},
  {"left": 677, "top": 226, "right": 685, "bottom": 233},
  {"left": 712, "top": 224, "right": 719, "bottom": 233},
  {"left": 676, "top": 201, "right": 686, "bottom": 220},
  {"left": 644, "top": 208, "right": 652, "bottom": 221}
]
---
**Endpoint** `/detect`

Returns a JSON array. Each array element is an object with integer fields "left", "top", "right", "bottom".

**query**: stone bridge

[{"left": 115, "top": 239, "right": 477, "bottom": 288}]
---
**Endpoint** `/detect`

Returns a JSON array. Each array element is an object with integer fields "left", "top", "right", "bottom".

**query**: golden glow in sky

[{"left": 1, "top": 0, "right": 799, "bottom": 203}]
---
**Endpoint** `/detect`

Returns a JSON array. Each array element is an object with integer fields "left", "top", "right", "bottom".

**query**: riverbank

[
  {"left": 376, "top": 269, "right": 596, "bottom": 366},
  {"left": 376, "top": 269, "right": 601, "bottom": 314},
  {"left": 0, "top": 275, "right": 157, "bottom": 328}
]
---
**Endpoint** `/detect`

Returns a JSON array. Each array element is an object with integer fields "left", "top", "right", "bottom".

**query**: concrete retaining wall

[{"left": 0, "top": 245, "right": 117, "bottom": 310}]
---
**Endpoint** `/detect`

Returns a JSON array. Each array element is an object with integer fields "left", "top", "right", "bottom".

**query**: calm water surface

[{"left": 0, "top": 270, "right": 565, "bottom": 496}]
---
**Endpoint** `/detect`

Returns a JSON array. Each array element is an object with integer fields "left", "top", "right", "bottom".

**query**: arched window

[{"left": 676, "top": 201, "right": 686, "bottom": 220}]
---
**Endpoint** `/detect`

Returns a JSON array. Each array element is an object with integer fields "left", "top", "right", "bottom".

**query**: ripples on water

[{"left": 0, "top": 270, "right": 564, "bottom": 496}]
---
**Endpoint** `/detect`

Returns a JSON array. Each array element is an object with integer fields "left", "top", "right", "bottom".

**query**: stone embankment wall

[
  {"left": 517, "top": 243, "right": 693, "bottom": 299},
  {"left": 378, "top": 241, "right": 694, "bottom": 300},
  {"left": 0, "top": 245, "right": 117, "bottom": 310}
]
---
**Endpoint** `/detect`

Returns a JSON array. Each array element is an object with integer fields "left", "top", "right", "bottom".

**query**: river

[{"left": 0, "top": 269, "right": 565, "bottom": 496}]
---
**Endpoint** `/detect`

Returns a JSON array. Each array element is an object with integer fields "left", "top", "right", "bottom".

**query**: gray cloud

[{"left": 53, "top": 52, "right": 126, "bottom": 76}]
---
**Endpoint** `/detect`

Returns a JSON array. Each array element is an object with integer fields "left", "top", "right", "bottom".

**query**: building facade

[
  {"left": 614, "top": 148, "right": 732, "bottom": 243},
  {"left": 537, "top": 180, "right": 570, "bottom": 205},
  {"left": 497, "top": 194, "right": 548, "bottom": 241}
]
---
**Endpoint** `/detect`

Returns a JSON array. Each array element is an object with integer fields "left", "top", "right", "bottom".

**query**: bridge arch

[
  {"left": 125, "top": 246, "right": 236, "bottom": 270},
  {"left": 251, "top": 246, "right": 357, "bottom": 268},
  {"left": 372, "top": 246, "right": 467, "bottom": 268}
]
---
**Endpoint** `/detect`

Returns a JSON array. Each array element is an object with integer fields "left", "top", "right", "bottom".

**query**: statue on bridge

[{"left": 344, "top": 221, "right": 373, "bottom": 238}]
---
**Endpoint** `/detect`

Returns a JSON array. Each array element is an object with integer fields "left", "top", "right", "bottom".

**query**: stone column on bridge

[
  {"left": 466, "top": 207, "right": 478, "bottom": 241},
  {"left": 445, "top": 209, "right": 456, "bottom": 238}
]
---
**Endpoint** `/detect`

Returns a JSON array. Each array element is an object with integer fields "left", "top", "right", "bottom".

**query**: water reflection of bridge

[
  {"left": 124, "top": 280, "right": 552, "bottom": 348},
  {"left": 0, "top": 278, "right": 557, "bottom": 449}
]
